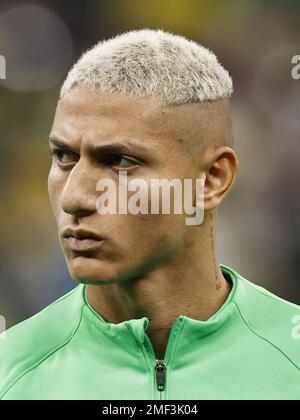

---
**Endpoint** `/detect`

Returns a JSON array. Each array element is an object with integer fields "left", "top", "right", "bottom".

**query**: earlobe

[{"left": 203, "top": 146, "right": 239, "bottom": 211}]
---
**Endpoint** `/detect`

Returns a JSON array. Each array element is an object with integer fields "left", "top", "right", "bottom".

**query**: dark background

[{"left": 0, "top": 0, "right": 299, "bottom": 329}]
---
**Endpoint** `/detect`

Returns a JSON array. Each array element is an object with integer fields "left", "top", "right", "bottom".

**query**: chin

[{"left": 67, "top": 255, "right": 125, "bottom": 285}]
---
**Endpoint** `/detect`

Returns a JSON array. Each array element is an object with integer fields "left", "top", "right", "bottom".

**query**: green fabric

[{"left": 1, "top": 264, "right": 300, "bottom": 400}]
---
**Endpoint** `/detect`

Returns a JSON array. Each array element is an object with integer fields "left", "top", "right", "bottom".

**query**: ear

[{"left": 202, "top": 146, "right": 239, "bottom": 211}]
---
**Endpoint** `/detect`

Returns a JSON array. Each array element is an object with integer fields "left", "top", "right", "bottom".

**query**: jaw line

[{"left": 74, "top": 238, "right": 179, "bottom": 286}]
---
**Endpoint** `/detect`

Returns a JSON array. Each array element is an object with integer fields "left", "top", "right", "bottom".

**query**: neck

[{"left": 86, "top": 212, "right": 232, "bottom": 360}]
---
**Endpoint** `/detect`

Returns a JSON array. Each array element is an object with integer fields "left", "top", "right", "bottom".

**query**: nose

[{"left": 60, "top": 159, "right": 98, "bottom": 219}]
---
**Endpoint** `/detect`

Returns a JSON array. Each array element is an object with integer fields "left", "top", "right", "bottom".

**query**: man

[{"left": 1, "top": 29, "right": 300, "bottom": 400}]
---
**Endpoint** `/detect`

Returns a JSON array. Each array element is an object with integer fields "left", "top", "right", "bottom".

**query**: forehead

[
  {"left": 51, "top": 86, "right": 172, "bottom": 145},
  {"left": 50, "top": 86, "right": 229, "bottom": 154}
]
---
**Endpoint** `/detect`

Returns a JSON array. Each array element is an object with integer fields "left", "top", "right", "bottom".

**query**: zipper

[
  {"left": 143, "top": 333, "right": 165, "bottom": 399},
  {"left": 155, "top": 359, "right": 166, "bottom": 391},
  {"left": 142, "top": 316, "right": 185, "bottom": 399}
]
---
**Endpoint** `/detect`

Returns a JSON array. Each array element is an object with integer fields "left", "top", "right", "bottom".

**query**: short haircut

[{"left": 60, "top": 28, "right": 233, "bottom": 105}]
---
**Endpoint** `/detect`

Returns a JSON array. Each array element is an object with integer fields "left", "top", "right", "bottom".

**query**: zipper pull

[{"left": 155, "top": 359, "right": 166, "bottom": 391}]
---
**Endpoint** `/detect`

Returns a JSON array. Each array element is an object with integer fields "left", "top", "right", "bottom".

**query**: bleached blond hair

[{"left": 60, "top": 28, "right": 233, "bottom": 105}]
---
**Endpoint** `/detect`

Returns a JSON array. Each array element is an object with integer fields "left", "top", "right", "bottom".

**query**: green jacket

[{"left": 1, "top": 264, "right": 300, "bottom": 400}]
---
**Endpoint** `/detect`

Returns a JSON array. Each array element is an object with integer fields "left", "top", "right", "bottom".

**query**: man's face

[{"left": 48, "top": 86, "right": 204, "bottom": 284}]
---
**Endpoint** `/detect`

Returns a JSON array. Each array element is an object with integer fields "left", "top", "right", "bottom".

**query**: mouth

[{"left": 62, "top": 227, "right": 104, "bottom": 252}]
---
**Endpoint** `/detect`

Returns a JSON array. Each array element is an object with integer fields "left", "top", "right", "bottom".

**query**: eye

[
  {"left": 50, "top": 149, "right": 79, "bottom": 167},
  {"left": 103, "top": 154, "right": 141, "bottom": 170}
]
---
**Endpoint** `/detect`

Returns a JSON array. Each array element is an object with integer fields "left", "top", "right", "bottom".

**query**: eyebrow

[
  {"left": 48, "top": 135, "right": 150, "bottom": 156},
  {"left": 49, "top": 136, "right": 70, "bottom": 150}
]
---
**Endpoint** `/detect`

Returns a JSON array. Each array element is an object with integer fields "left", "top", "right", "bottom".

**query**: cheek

[
  {"left": 48, "top": 166, "right": 64, "bottom": 217},
  {"left": 115, "top": 212, "right": 185, "bottom": 251}
]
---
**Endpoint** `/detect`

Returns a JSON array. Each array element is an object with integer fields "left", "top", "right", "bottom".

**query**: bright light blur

[{"left": 0, "top": 5, "right": 73, "bottom": 91}]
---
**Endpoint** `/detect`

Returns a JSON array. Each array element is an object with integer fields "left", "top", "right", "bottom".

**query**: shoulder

[
  {"left": 0, "top": 284, "right": 85, "bottom": 399},
  {"left": 223, "top": 264, "right": 300, "bottom": 371}
]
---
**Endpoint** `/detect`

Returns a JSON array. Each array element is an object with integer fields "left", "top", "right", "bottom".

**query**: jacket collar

[{"left": 81, "top": 263, "right": 243, "bottom": 346}]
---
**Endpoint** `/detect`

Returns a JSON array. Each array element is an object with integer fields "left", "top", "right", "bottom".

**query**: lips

[{"left": 62, "top": 227, "right": 104, "bottom": 251}]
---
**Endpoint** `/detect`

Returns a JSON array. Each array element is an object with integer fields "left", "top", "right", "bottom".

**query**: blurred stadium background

[{"left": 0, "top": 0, "right": 299, "bottom": 328}]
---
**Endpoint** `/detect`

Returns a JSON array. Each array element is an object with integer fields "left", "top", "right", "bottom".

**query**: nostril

[{"left": 63, "top": 208, "right": 94, "bottom": 218}]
